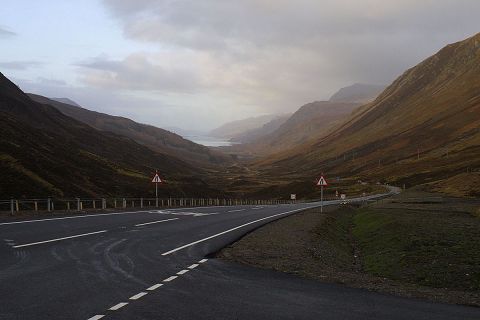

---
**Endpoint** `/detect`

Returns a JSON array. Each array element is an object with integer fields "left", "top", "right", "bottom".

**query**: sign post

[
  {"left": 151, "top": 171, "right": 163, "bottom": 207},
  {"left": 316, "top": 174, "right": 328, "bottom": 213}
]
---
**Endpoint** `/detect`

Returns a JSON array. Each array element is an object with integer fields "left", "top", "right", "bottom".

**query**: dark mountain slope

[
  {"left": 255, "top": 33, "right": 480, "bottom": 196},
  {"left": 28, "top": 94, "right": 232, "bottom": 168},
  {"left": 0, "top": 73, "right": 220, "bottom": 198}
]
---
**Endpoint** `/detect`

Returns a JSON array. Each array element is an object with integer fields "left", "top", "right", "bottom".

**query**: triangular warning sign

[
  {"left": 316, "top": 175, "right": 328, "bottom": 186},
  {"left": 151, "top": 173, "right": 162, "bottom": 183}
]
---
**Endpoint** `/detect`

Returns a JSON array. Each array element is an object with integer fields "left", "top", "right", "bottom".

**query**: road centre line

[
  {"left": 177, "top": 269, "right": 189, "bottom": 275},
  {"left": 134, "top": 217, "right": 179, "bottom": 227},
  {"left": 13, "top": 230, "right": 108, "bottom": 248},
  {"left": 188, "top": 263, "right": 199, "bottom": 269},
  {"left": 163, "top": 276, "right": 178, "bottom": 282},
  {"left": 109, "top": 302, "right": 128, "bottom": 311},
  {"left": 199, "top": 259, "right": 208, "bottom": 263},
  {"left": 129, "top": 292, "right": 148, "bottom": 300},
  {"left": 228, "top": 209, "right": 245, "bottom": 212},
  {"left": 146, "top": 283, "right": 163, "bottom": 291},
  {"left": 161, "top": 207, "right": 316, "bottom": 256},
  {"left": 87, "top": 315, "right": 105, "bottom": 320}
]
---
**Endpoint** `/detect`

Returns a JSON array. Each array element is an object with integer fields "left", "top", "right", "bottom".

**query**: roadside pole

[
  {"left": 151, "top": 170, "right": 163, "bottom": 207},
  {"left": 316, "top": 174, "right": 328, "bottom": 213}
]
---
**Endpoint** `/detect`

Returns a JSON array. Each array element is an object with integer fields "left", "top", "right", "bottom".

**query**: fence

[{"left": 0, "top": 197, "right": 322, "bottom": 215}]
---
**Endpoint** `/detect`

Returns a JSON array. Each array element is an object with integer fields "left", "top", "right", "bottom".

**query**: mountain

[
  {"left": 50, "top": 97, "right": 81, "bottom": 107},
  {"left": 329, "top": 83, "right": 385, "bottom": 104},
  {"left": 28, "top": 94, "right": 232, "bottom": 168},
  {"left": 255, "top": 32, "right": 480, "bottom": 197},
  {"left": 209, "top": 114, "right": 282, "bottom": 139},
  {"left": 229, "top": 114, "right": 290, "bottom": 143},
  {"left": 233, "top": 101, "right": 360, "bottom": 155},
  {"left": 0, "top": 72, "right": 221, "bottom": 198}
]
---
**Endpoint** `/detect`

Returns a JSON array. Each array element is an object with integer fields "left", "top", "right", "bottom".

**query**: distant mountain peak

[
  {"left": 50, "top": 97, "right": 81, "bottom": 107},
  {"left": 329, "top": 83, "right": 385, "bottom": 104}
]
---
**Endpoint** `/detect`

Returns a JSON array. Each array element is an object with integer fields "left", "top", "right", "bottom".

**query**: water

[{"left": 184, "top": 135, "right": 237, "bottom": 147}]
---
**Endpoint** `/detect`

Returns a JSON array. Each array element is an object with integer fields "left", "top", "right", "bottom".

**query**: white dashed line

[
  {"left": 188, "top": 263, "right": 199, "bottom": 269},
  {"left": 163, "top": 276, "right": 178, "bottom": 282},
  {"left": 199, "top": 259, "right": 208, "bottom": 263},
  {"left": 177, "top": 269, "right": 189, "bottom": 275},
  {"left": 129, "top": 292, "right": 148, "bottom": 300},
  {"left": 161, "top": 208, "right": 309, "bottom": 256},
  {"left": 228, "top": 209, "right": 245, "bottom": 212},
  {"left": 87, "top": 315, "right": 105, "bottom": 320},
  {"left": 13, "top": 230, "right": 108, "bottom": 248},
  {"left": 146, "top": 283, "right": 163, "bottom": 291},
  {"left": 134, "top": 218, "right": 179, "bottom": 227},
  {"left": 109, "top": 302, "right": 128, "bottom": 311}
]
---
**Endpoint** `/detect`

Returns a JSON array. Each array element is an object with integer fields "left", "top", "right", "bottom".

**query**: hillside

[
  {"left": 233, "top": 101, "right": 360, "bottom": 155},
  {"left": 0, "top": 72, "right": 221, "bottom": 198},
  {"left": 229, "top": 114, "right": 290, "bottom": 143},
  {"left": 209, "top": 114, "right": 282, "bottom": 139},
  {"left": 255, "top": 33, "right": 480, "bottom": 197},
  {"left": 28, "top": 94, "right": 232, "bottom": 168},
  {"left": 329, "top": 83, "right": 385, "bottom": 104}
]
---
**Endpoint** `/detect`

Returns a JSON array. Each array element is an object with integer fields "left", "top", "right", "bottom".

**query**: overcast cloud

[{"left": 1, "top": 1, "right": 479, "bottom": 130}]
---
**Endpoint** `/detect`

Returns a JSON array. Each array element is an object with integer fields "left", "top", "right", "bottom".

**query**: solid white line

[
  {"left": 228, "top": 209, "right": 245, "bottom": 212},
  {"left": 129, "top": 292, "right": 148, "bottom": 300},
  {"left": 163, "top": 276, "right": 178, "bottom": 282},
  {"left": 161, "top": 208, "right": 310, "bottom": 256},
  {"left": 199, "top": 259, "right": 208, "bottom": 263},
  {"left": 0, "top": 210, "right": 153, "bottom": 226},
  {"left": 13, "top": 230, "right": 108, "bottom": 248},
  {"left": 87, "top": 315, "right": 105, "bottom": 320},
  {"left": 146, "top": 283, "right": 163, "bottom": 291},
  {"left": 134, "top": 217, "right": 179, "bottom": 227},
  {"left": 109, "top": 302, "right": 128, "bottom": 311},
  {"left": 177, "top": 269, "right": 189, "bottom": 275},
  {"left": 188, "top": 264, "right": 199, "bottom": 269}
]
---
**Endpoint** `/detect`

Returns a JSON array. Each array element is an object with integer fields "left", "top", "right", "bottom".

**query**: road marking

[
  {"left": 87, "top": 315, "right": 105, "bottom": 320},
  {"left": 161, "top": 208, "right": 311, "bottom": 256},
  {"left": 163, "top": 276, "right": 178, "bottom": 282},
  {"left": 129, "top": 292, "right": 148, "bottom": 300},
  {"left": 177, "top": 269, "right": 189, "bottom": 275},
  {"left": 252, "top": 207, "right": 263, "bottom": 210},
  {"left": 228, "top": 209, "right": 245, "bottom": 212},
  {"left": 0, "top": 210, "right": 153, "bottom": 226},
  {"left": 13, "top": 230, "right": 108, "bottom": 248},
  {"left": 109, "top": 302, "right": 128, "bottom": 311},
  {"left": 199, "top": 259, "right": 208, "bottom": 263},
  {"left": 188, "top": 263, "right": 199, "bottom": 269},
  {"left": 146, "top": 283, "right": 163, "bottom": 291},
  {"left": 134, "top": 218, "right": 179, "bottom": 227}
]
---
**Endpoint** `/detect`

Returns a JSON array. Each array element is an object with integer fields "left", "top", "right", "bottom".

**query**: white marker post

[
  {"left": 316, "top": 174, "right": 328, "bottom": 213},
  {"left": 151, "top": 171, "right": 163, "bottom": 207}
]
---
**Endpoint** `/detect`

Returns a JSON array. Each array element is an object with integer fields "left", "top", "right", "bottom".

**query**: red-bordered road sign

[{"left": 316, "top": 175, "right": 328, "bottom": 187}]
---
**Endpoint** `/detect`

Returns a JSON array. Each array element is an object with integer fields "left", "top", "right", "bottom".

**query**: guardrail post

[
  {"left": 34, "top": 201, "right": 38, "bottom": 211},
  {"left": 114, "top": 199, "right": 117, "bottom": 208},
  {"left": 67, "top": 201, "right": 70, "bottom": 211},
  {"left": 76, "top": 198, "right": 80, "bottom": 211},
  {"left": 140, "top": 197, "right": 144, "bottom": 208},
  {"left": 47, "top": 198, "right": 51, "bottom": 212},
  {"left": 93, "top": 200, "right": 96, "bottom": 209},
  {"left": 15, "top": 200, "right": 19, "bottom": 212},
  {"left": 123, "top": 198, "right": 126, "bottom": 208},
  {"left": 10, "top": 199, "right": 14, "bottom": 215},
  {"left": 102, "top": 198, "right": 106, "bottom": 209}
]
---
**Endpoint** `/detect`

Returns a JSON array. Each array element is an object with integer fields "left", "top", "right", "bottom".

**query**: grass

[{"left": 353, "top": 206, "right": 480, "bottom": 291}]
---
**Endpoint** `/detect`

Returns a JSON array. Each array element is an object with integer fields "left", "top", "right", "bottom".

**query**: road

[{"left": 0, "top": 193, "right": 478, "bottom": 320}]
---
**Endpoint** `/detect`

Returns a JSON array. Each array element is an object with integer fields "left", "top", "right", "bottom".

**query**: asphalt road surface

[{"left": 1, "top": 194, "right": 479, "bottom": 320}]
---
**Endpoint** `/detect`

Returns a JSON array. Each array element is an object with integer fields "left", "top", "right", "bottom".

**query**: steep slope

[
  {"left": 28, "top": 94, "right": 232, "bottom": 168},
  {"left": 229, "top": 114, "right": 290, "bottom": 143},
  {"left": 329, "top": 83, "right": 385, "bottom": 104},
  {"left": 209, "top": 114, "right": 281, "bottom": 139},
  {"left": 50, "top": 97, "right": 81, "bottom": 107},
  {"left": 237, "top": 101, "right": 360, "bottom": 155},
  {"left": 256, "top": 33, "right": 480, "bottom": 195},
  {"left": 0, "top": 73, "right": 220, "bottom": 198}
]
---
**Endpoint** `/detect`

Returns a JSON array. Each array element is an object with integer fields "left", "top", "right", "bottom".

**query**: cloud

[
  {"left": 0, "top": 60, "right": 43, "bottom": 70},
  {"left": 0, "top": 26, "right": 16, "bottom": 37}
]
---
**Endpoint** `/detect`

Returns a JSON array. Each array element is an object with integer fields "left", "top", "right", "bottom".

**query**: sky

[{"left": 0, "top": 0, "right": 479, "bottom": 132}]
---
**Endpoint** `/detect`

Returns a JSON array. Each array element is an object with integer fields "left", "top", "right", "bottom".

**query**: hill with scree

[
  {"left": 0, "top": 72, "right": 221, "bottom": 198},
  {"left": 254, "top": 33, "right": 480, "bottom": 197}
]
